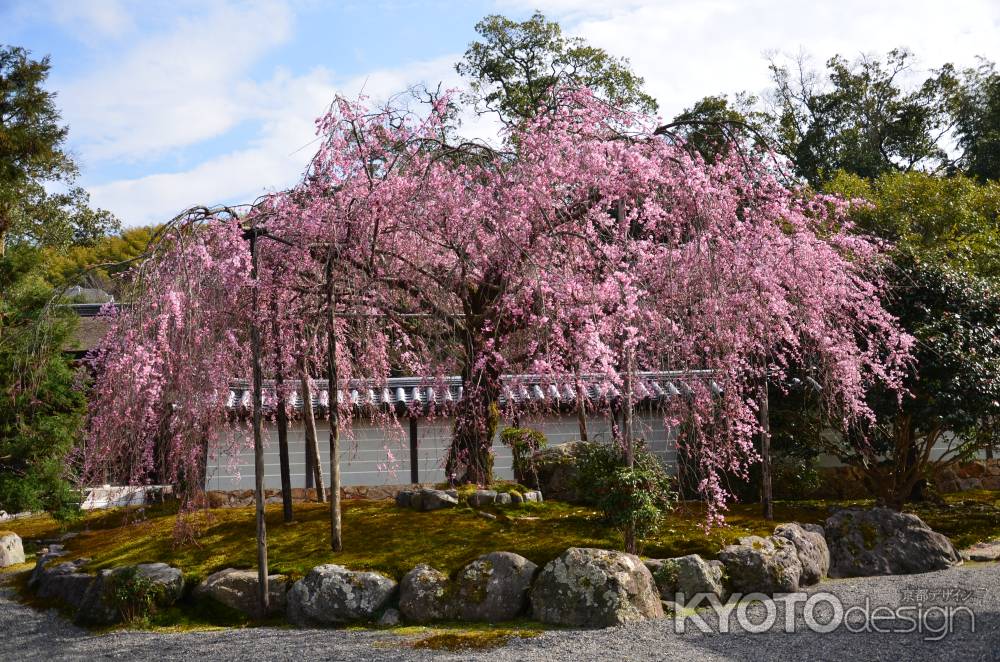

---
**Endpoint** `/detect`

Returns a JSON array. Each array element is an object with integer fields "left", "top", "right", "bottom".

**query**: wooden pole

[
  {"left": 575, "top": 369, "right": 589, "bottom": 442},
  {"left": 247, "top": 231, "right": 270, "bottom": 618},
  {"left": 275, "top": 369, "right": 293, "bottom": 523},
  {"left": 325, "top": 255, "right": 343, "bottom": 552},
  {"left": 760, "top": 379, "right": 773, "bottom": 520},
  {"left": 622, "top": 348, "right": 636, "bottom": 554},
  {"left": 409, "top": 416, "right": 419, "bottom": 484},
  {"left": 300, "top": 366, "right": 325, "bottom": 502}
]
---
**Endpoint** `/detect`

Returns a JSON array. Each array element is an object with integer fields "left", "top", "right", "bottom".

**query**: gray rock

[
  {"left": 395, "top": 491, "right": 412, "bottom": 508},
  {"left": 523, "top": 490, "right": 544, "bottom": 503},
  {"left": 530, "top": 547, "right": 663, "bottom": 627},
  {"left": 645, "top": 554, "right": 726, "bottom": 601},
  {"left": 468, "top": 490, "right": 498, "bottom": 507},
  {"left": 0, "top": 533, "right": 25, "bottom": 567},
  {"left": 194, "top": 568, "right": 289, "bottom": 616},
  {"left": 960, "top": 540, "right": 1000, "bottom": 562},
  {"left": 718, "top": 535, "right": 802, "bottom": 595},
  {"left": 287, "top": 564, "right": 396, "bottom": 626},
  {"left": 494, "top": 492, "right": 512, "bottom": 506},
  {"left": 530, "top": 443, "right": 585, "bottom": 502},
  {"left": 774, "top": 522, "right": 830, "bottom": 585},
  {"left": 77, "top": 563, "right": 184, "bottom": 626},
  {"left": 510, "top": 493, "right": 524, "bottom": 505},
  {"left": 33, "top": 558, "right": 94, "bottom": 612},
  {"left": 413, "top": 489, "right": 458, "bottom": 511},
  {"left": 398, "top": 564, "right": 454, "bottom": 623},
  {"left": 453, "top": 552, "right": 537, "bottom": 622},
  {"left": 377, "top": 607, "right": 401, "bottom": 627},
  {"left": 825, "top": 508, "right": 962, "bottom": 577}
]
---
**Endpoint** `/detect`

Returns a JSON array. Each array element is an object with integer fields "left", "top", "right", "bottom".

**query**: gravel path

[{"left": 2, "top": 563, "right": 998, "bottom": 662}]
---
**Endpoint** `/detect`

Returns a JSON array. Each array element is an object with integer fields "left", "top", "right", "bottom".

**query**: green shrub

[
  {"left": 499, "top": 427, "right": 546, "bottom": 486},
  {"left": 574, "top": 440, "right": 674, "bottom": 544},
  {"left": 109, "top": 567, "right": 164, "bottom": 623}
]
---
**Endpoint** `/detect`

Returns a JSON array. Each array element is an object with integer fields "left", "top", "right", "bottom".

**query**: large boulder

[
  {"left": 530, "top": 547, "right": 663, "bottom": 627},
  {"left": 33, "top": 557, "right": 94, "bottom": 611},
  {"left": 825, "top": 508, "right": 961, "bottom": 577},
  {"left": 287, "top": 564, "right": 397, "bottom": 626},
  {"left": 453, "top": 552, "right": 537, "bottom": 622},
  {"left": 397, "top": 489, "right": 458, "bottom": 512},
  {"left": 718, "top": 535, "right": 802, "bottom": 595},
  {"left": 77, "top": 563, "right": 184, "bottom": 626},
  {"left": 774, "top": 522, "right": 829, "bottom": 585},
  {"left": 194, "top": 568, "right": 289, "bottom": 616},
  {"left": 398, "top": 564, "right": 454, "bottom": 623},
  {"left": 645, "top": 554, "right": 726, "bottom": 602},
  {"left": 0, "top": 532, "right": 25, "bottom": 567},
  {"left": 530, "top": 443, "right": 586, "bottom": 502}
]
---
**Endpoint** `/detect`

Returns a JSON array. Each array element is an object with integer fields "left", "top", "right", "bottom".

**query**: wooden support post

[
  {"left": 760, "top": 380, "right": 773, "bottom": 520},
  {"left": 246, "top": 230, "right": 270, "bottom": 619},
  {"left": 325, "top": 256, "right": 342, "bottom": 552},
  {"left": 409, "top": 416, "right": 419, "bottom": 484}
]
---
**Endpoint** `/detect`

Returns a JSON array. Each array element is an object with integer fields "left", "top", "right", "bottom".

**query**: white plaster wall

[{"left": 206, "top": 407, "right": 678, "bottom": 491}]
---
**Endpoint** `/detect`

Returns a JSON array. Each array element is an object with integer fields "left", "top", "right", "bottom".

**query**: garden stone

[
  {"left": 468, "top": 490, "right": 497, "bottom": 507},
  {"left": 287, "top": 564, "right": 396, "bottom": 626},
  {"left": 494, "top": 492, "right": 512, "bottom": 506},
  {"left": 395, "top": 490, "right": 412, "bottom": 508},
  {"left": 645, "top": 554, "right": 726, "bottom": 601},
  {"left": 377, "top": 608, "right": 401, "bottom": 626},
  {"left": 412, "top": 488, "right": 458, "bottom": 511},
  {"left": 510, "top": 493, "right": 523, "bottom": 505},
  {"left": 825, "top": 508, "right": 961, "bottom": 577},
  {"left": 0, "top": 532, "right": 24, "bottom": 567},
  {"left": 194, "top": 568, "right": 289, "bottom": 616},
  {"left": 523, "top": 490, "right": 543, "bottom": 503},
  {"left": 453, "top": 552, "right": 537, "bottom": 622},
  {"left": 530, "top": 547, "right": 663, "bottom": 627},
  {"left": 531, "top": 443, "right": 585, "bottom": 502},
  {"left": 960, "top": 540, "right": 1000, "bottom": 562},
  {"left": 33, "top": 558, "right": 94, "bottom": 611},
  {"left": 774, "top": 522, "right": 830, "bottom": 585},
  {"left": 76, "top": 563, "right": 184, "bottom": 626},
  {"left": 718, "top": 535, "right": 802, "bottom": 595},
  {"left": 398, "top": 564, "right": 454, "bottom": 623}
]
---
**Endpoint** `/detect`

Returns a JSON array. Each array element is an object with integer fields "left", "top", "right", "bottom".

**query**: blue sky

[{"left": 3, "top": 0, "right": 999, "bottom": 226}]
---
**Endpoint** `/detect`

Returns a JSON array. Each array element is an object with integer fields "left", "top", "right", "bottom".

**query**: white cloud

[
  {"left": 88, "top": 56, "right": 468, "bottom": 225},
  {"left": 82, "top": 0, "right": 1000, "bottom": 226},
  {"left": 56, "top": 0, "right": 294, "bottom": 162}
]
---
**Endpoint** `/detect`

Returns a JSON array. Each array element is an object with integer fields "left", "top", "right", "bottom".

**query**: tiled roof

[{"left": 226, "top": 371, "right": 720, "bottom": 415}]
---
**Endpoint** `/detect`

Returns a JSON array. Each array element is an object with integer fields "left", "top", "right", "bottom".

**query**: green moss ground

[{"left": 6, "top": 490, "right": 998, "bottom": 588}]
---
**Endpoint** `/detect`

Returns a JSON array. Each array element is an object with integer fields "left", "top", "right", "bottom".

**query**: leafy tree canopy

[
  {"left": 456, "top": 11, "right": 657, "bottom": 126},
  {"left": 0, "top": 45, "right": 117, "bottom": 255},
  {"left": 766, "top": 49, "right": 962, "bottom": 186}
]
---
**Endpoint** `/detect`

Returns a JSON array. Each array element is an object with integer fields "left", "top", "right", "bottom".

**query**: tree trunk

[
  {"left": 247, "top": 233, "right": 270, "bottom": 619},
  {"left": 447, "top": 369, "right": 500, "bottom": 486},
  {"left": 325, "top": 257, "right": 342, "bottom": 552},
  {"left": 575, "top": 369, "right": 589, "bottom": 442},
  {"left": 270, "top": 297, "right": 293, "bottom": 522},
  {"left": 622, "top": 351, "right": 637, "bottom": 554},
  {"left": 759, "top": 381, "right": 773, "bottom": 520},
  {"left": 275, "top": 370, "right": 293, "bottom": 523},
  {"left": 300, "top": 367, "right": 325, "bottom": 503}
]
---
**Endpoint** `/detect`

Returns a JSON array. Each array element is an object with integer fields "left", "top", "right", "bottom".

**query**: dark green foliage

[
  {"left": 499, "top": 427, "right": 546, "bottom": 486},
  {"left": 109, "top": 566, "right": 164, "bottom": 624},
  {"left": 574, "top": 441, "right": 674, "bottom": 544},
  {"left": 456, "top": 12, "right": 656, "bottom": 126},
  {"left": 669, "top": 94, "right": 769, "bottom": 163},
  {"left": 0, "top": 45, "right": 117, "bottom": 255},
  {"left": 0, "top": 247, "right": 85, "bottom": 517},
  {"left": 767, "top": 49, "right": 961, "bottom": 186},
  {"left": 954, "top": 60, "right": 1000, "bottom": 182}
]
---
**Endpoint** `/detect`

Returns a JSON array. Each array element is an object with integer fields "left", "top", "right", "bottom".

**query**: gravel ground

[{"left": 2, "top": 563, "right": 998, "bottom": 662}]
